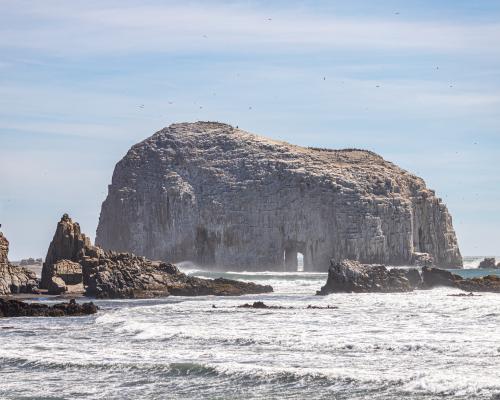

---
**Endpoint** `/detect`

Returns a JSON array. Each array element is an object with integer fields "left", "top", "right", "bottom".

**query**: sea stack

[{"left": 96, "top": 122, "right": 462, "bottom": 271}]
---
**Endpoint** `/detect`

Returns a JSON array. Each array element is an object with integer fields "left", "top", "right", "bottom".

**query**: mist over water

[{"left": 1, "top": 261, "right": 500, "bottom": 399}]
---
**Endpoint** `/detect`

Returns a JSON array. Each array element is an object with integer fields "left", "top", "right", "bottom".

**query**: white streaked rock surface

[{"left": 96, "top": 121, "right": 462, "bottom": 271}]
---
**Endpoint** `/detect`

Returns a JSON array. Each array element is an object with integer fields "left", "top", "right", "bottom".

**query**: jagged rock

[
  {"left": 420, "top": 267, "right": 461, "bottom": 288},
  {"left": 411, "top": 252, "right": 434, "bottom": 267},
  {"left": 41, "top": 214, "right": 91, "bottom": 289},
  {"left": 52, "top": 260, "right": 83, "bottom": 285},
  {"left": 318, "top": 262, "right": 500, "bottom": 294},
  {"left": 478, "top": 257, "right": 497, "bottom": 269},
  {"left": 0, "top": 232, "right": 39, "bottom": 295},
  {"left": 48, "top": 276, "right": 67, "bottom": 295},
  {"left": 317, "top": 259, "right": 415, "bottom": 295},
  {"left": 96, "top": 122, "right": 462, "bottom": 271},
  {"left": 455, "top": 275, "right": 500, "bottom": 293},
  {"left": 421, "top": 267, "right": 500, "bottom": 292},
  {"left": 0, "top": 298, "right": 97, "bottom": 318},
  {"left": 42, "top": 215, "right": 273, "bottom": 298}
]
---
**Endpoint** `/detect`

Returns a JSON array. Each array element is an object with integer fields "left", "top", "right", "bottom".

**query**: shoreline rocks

[
  {"left": 0, "top": 232, "right": 39, "bottom": 295},
  {"left": 316, "top": 260, "right": 417, "bottom": 295},
  {"left": 318, "top": 260, "right": 500, "bottom": 295},
  {"left": 478, "top": 257, "right": 497, "bottom": 269},
  {"left": 41, "top": 214, "right": 273, "bottom": 299},
  {"left": 0, "top": 298, "right": 97, "bottom": 318}
]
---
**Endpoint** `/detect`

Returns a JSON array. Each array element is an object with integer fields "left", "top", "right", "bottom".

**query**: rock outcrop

[
  {"left": 318, "top": 260, "right": 500, "bottom": 294},
  {"left": 0, "top": 298, "right": 97, "bottom": 318},
  {"left": 42, "top": 215, "right": 273, "bottom": 298},
  {"left": 96, "top": 122, "right": 462, "bottom": 271},
  {"left": 478, "top": 257, "right": 497, "bottom": 269},
  {"left": 316, "top": 260, "right": 417, "bottom": 294},
  {"left": 41, "top": 213, "right": 90, "bottom": 289},
  {"left": 0, "top": 232, "right": 39, "bottom": 295}
]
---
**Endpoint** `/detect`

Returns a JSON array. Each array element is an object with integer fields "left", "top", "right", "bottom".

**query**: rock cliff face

[
  {"left": 96, "top": 122, "right": 463, "bottom": 271},
  {"left": 0, "top": 232, "right": 39, "bottom": 295}
]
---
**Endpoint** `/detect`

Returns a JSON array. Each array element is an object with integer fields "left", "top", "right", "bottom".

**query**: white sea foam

[{"left": 1, "top": 263, "right": 500, "bottom": 399}]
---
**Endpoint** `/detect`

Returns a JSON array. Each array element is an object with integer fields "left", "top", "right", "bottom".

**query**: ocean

[{"left": 1, "top": 257, "right": 500, "bottom": 399}]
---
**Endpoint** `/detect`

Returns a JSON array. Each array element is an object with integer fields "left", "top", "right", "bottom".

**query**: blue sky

[{"left": 1, "top": 0, "right": 499, "bottom": 260}]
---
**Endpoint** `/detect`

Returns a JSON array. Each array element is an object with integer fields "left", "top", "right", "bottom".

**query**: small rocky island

[
  {"left": 478, "top": 257, "right": 499, "bottom": 269},
  {"left": 97, "top": 122, "right": 462, "bottom": 271},
  {"left": 317, "top": 259, "right": 500, "bottom": 295},
  {"left": 40, "top": 214, "right": 272, "bottom": 298}
]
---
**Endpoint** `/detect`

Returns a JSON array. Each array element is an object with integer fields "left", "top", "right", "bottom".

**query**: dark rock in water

[
  {"left": 96, "top": 121, "right": 462, "bottom": 271},
  {"left": 478, "top": 257, "right": 497, "bottom": 269},
  {"left": 41, "top": 215, "right": 273, "bottom": 299},
  {"left": 318, "top": 260, "right": 500, "bottom": 294},
  {"left": 238, "top": 301, "right": 286, "bottom": 309},
  {"left": 237, "top": 302, "right": 338, "bottom": 310},
  {"left": 447, "top": 292, "right": 480, "bottom": 297},
  {"left": 405, "top": 268, "right": 423, "bottom": 289},
  {"left": 421, "top": 267, "right": 500, "bottom": 292},
  {"left": 306, "top": 305, "right": 338, "bottom": 309},
  {"left": 455, "top": 275, "right": 500, "bottom": 293},
  {"left": 421, "top": 267, "right": 461, "bottom": 288},
  {"left": 0, "top": 232, "right": 39, "bottom": 295},
  {"left": 317, "top": 260, "right": 415, "bottom": 295},
  {"left": 0, "top": 298, "right": 97, "bottom": 318}
]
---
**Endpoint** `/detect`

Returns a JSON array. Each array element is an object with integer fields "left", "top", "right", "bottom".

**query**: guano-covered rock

[{"left": 96, "top": 122, "right": 462, "bottom": 271}]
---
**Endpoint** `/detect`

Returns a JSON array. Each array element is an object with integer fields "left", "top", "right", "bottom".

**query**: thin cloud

[{"left": 1, "top": 2, "right": 499, "bottom": 55}]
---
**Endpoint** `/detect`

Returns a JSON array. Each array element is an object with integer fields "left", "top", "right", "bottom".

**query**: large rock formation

[
  {"left": 0, "top": 232, "right": 38, "bottom": 295},
  {"left": 41, "top": 215, "right": 272, "bottom": 298},
  {"left": 318, "top": 260, "right": 500, "bottom": 294},
  {"left": 96, "top": 122, "right": 462, "bottom": 271}
]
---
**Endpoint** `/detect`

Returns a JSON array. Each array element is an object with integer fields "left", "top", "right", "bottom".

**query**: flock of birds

[{"left": 135, "top": 11, "right": 458, "bottom": 114}]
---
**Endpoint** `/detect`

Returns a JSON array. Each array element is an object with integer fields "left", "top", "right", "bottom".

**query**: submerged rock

[
  {"left": 96, "top": 121, "right": 462, "bottom": 271},
  {"left": 317, "top": 260, "right": 416, "bottom": 295},
  {"left": 0, "top": 298, "right": 97, "bottom": 318},
  {"left": 238, "top": 301, "right": 286, "bottom": 309},
  {"left": 41, "top": 215, "right": 273, "bottom": 299},
  {"left": 478, "top": 257, "right": 497, "bottom": 269},
  {"left": 0, "top": 232, "right": 39, "bottom": 295}
]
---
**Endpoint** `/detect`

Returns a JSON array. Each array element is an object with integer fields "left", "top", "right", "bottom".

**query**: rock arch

[{"left": 96, "top": 122, "right": 462, "bottom": 271}]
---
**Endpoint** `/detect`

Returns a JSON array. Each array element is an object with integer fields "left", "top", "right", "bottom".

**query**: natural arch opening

[
  {"left": 297, "top": 252, "right": 304, "bottom": 272},
  {"left": 283, "top": 242, "right": 306, "bottom": 272}
]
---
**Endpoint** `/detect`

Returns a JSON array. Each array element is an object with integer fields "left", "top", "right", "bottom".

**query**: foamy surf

[{"left": 1, "top": 264, "right": 500, "bottom": 399}]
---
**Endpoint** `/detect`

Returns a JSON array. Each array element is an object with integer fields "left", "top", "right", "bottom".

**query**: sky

[{"left": 0, "top": 0, "right": 499, "bottom": 260}]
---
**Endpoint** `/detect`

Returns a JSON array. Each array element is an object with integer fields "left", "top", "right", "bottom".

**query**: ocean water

[{"left": 1, "top": 260, "right": 500, "bottom": 399}]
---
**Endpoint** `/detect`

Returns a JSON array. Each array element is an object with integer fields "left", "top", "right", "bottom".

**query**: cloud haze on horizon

[{"left": 1, "top": 0, "right": 499, "bottom": 260}]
